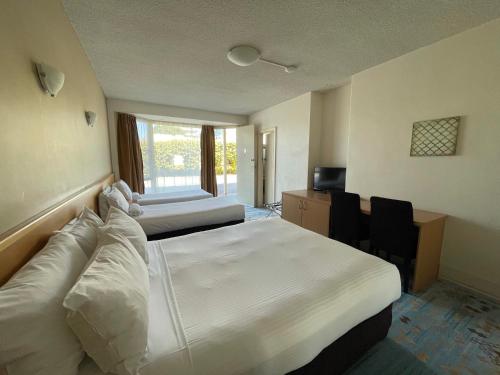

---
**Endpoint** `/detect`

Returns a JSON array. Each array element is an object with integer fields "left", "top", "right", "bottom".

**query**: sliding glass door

[
  {"left": 137, "top": 119, "right": 237, "bottom": 196},
  {"left": 137, "top": 119, "right": 201, "bottom": 194},
  {"left": 215, "top": 128, "right": 237, "bottom": 196}
]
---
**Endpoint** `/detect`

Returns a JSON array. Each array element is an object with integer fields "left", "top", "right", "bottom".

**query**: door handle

[{"left": 298, "top": 200, "right": 303, "bottom": 210}]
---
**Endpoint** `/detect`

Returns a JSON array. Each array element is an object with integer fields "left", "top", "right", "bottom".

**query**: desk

[{"left": 282, "top": 190, "right": 447, "bottom": 292}]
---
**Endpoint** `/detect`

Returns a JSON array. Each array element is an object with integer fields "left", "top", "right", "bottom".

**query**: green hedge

[{"left": 140, "top": 140, "right": 236, "bottom": 178}]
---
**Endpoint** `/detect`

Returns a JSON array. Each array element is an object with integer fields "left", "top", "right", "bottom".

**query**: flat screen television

[{"left": 313, "top": 167, "right": 346, "bottom": 192}]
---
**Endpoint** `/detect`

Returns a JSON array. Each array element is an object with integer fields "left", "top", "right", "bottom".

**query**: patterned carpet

[
  {"left": 388, "top": 281, "right": 499, "bottom": 375},
  {"left": 244, "top": 205, "right": 278, "bottom": 221},
  {"left": 245, "top": 208, "right": 500, "bottom": 374}
]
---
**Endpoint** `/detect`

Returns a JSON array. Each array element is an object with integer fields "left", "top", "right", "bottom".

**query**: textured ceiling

[{"left": 63, "top": 0, "right": 500, "bottom": 115}]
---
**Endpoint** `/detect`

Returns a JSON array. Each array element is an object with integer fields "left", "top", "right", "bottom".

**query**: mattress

[
  {"left": 137, "top": 189, "right": 213, "bottom": 206},
  {"left": 79, "top": 218, "right": 400, "bottom": 375},
  {"left": 135, "top": 196, "right": 245, "bottom": 236}
]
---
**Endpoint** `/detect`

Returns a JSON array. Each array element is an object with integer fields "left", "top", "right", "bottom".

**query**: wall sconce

[
  {"left": 35, "top": 63, "right": 65, "bottom": 97},
  {"left": 85, "top": 111, "right": 97, "bottom": 127}
]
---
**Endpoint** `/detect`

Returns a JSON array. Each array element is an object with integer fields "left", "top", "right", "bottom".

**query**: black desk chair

[
  {"left": 329, "top": 191, "right": 362, "bottom": 248},
  {"left": 369, "top": 196, "right": 418, "bottom": 293}
]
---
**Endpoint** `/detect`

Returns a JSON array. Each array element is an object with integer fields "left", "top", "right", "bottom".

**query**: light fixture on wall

[
  {"left": 85, "top": 111, "right": 97, "bottom": 127},
  {"left": 35, "top": 63, "right": 65, "bottom": 97},
  {"left": 227, "top": 45, "right": 297, "bottom": 73}
]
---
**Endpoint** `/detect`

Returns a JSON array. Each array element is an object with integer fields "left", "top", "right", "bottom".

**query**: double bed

[{"left": 79, "top": 218, "right": 400, "bottom": 375}]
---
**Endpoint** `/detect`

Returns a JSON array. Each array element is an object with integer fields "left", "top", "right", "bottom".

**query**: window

[
  {"left": 215, "top": 128, "right": 237, "bottom": 195},
  {"left": 137, "top": 119, "right": 201, "bottom": 193}
]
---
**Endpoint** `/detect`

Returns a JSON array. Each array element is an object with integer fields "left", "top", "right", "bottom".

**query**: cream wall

[
  {"left": 250, "top": 93, "right": 313, "bottom": 198},
  {"left": 308, "top": 92, "right": 323, "bottom": 188},
  {"left": 347, "top": 19, "right": 500, "bottom": 299},
  {"left": 0, "top": 0, "right": 111, "bottom": 235},
  {"left": 320, "top": 84, "right": 352, "bottom": 167},
  {"left": 106, "top": 98, "right": 248, "bottom": 178}
]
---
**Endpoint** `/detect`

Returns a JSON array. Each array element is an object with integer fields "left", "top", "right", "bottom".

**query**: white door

[{"left": 236, "top": 124, "right": 255, "bottom": 206}]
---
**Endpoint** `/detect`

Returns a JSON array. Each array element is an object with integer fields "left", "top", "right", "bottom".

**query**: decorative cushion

[{"left": 128, "top": 203, "right": 144, "bottom": 217}]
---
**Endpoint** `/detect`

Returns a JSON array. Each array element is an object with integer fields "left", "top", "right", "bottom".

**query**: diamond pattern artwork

[{"left": 410, "top": 116, "right": 460, "bottom": 156}]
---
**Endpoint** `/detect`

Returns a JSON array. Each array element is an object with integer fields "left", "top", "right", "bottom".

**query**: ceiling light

[{"left": 227, "top": 45, "right": 297, "bottom": 73}]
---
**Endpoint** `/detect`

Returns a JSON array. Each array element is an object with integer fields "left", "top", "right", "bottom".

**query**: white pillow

[
  {"left": 63, "top": 229, "right": 149, "bottom": 375},
  {"left": 61, "top": 207, "right": 104, "bottom": 258},
  {"left": 113, "top": 180, "right": 133, "bottom": 202},
  {"left": 103, "top": 207, "right": 148, "bottom": 263},
  {"left": 104, "top": 186, "right": 130, "bottom": 214},
  {"left": 128, "top": 203, "right": 143, "bottom": 217},
  {"left": 98, "top": 186, "right": 112, "bottom": 219},
  {"left": 0, "top": 233, "right": 87, "bottom": 375},
  {"left": 131, "top": 192, "right": 141, "bottom": 203}
]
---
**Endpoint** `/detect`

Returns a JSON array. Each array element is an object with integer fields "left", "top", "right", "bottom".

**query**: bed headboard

[{"left": 0, "top": 174, "right": 114, "bottom": 286}]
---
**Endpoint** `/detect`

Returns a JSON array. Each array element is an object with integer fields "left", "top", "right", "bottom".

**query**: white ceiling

[{"left": 63, "top": 0, "right": 500, "bottom": 115}]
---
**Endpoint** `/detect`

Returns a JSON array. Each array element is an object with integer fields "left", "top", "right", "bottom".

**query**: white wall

[
  {"left": 347, "top": 19, "right": 500, "bottom": 299},
  {"left": 250, "top": 93, "right": 313, "bottom": 198},
  {"left": 106, "top": 98, "right": 248, "bottom": 178},
  {"left": 308, "top": 92, "right": 323, "bottom": 188},
  {"left": 320, "top": 84, "right": 352, "bottom": 167},
  {"left": 0, "top": 0, "right": 111, "bottom": 234}
]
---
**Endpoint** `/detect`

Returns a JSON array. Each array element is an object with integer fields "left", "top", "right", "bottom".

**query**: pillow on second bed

[
  {"left": 113, "top": 180, "right": 133, "bottom": 202},
  {"left": 63, "top": 229, "right": 150, "bottom": 375},
  {"left": 104, "top": 187, "right": 130, "bottom": 214},
  {"left": 103, "top": 207, "right": 148, "bottom": 263}
]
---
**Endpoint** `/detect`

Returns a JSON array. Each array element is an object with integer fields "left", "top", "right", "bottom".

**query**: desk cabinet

[{"left": 282, "top": 192, "right": 330, "bottom": 236}]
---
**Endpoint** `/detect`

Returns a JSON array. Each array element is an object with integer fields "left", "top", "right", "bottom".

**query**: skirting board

[{"left": 439, "top": 265, "right": 500, "bottom": 302}]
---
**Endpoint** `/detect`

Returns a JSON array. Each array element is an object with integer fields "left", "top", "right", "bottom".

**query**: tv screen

[{"left": 313, "top": 167, "right": 346, "bottom": 191}]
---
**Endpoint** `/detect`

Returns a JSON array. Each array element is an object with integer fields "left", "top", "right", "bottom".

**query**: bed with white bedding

[
  {"left": 79, "top": 218, "right": 401, "bottom": 375},
  {"left": 135, "top": 196, "right": 245, "bottom": 237},
  {"left": 136, "top": 189, "right": 213, "bottom": 206}
]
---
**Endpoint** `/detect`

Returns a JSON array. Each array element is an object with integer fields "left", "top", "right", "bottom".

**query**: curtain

[
  {"left": 200, "top": 125, "right": 218, "bottom": 196},
  {"left": 117, "top": 113, "right": 145, "bottom": 194}
]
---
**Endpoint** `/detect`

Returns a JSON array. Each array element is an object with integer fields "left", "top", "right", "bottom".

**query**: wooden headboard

[{"left": 0, "top": 174, "right": 114, "bottom": 286}]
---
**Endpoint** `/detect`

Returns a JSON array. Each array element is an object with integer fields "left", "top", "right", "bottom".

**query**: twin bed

[
  {"left": 0, "top": 176, "right": 401, "bottom": 375},
  {"left": 100, "top": 182, "right": 246, "bottom": 239}
]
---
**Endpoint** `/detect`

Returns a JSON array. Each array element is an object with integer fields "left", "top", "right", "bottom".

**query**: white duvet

[
  {"left": 137, "top": 189, "right": 213, "bottom": 206},
  {"left": 79, "top": 218, "right": 400, "bottom": 375},
  {"left": 135, "top": 196, "right": 245, "bottom": 236}
]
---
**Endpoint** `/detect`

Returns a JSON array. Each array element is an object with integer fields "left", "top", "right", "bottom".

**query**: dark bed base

[
  {"left": 288, "top": 304, "right": 393, "bottom": 375},
  {"left": 146, "top": 219, "right": 245, "bottom": 241}
]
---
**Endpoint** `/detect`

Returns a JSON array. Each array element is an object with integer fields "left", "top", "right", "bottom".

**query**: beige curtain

[
  {"left": 200, "top": 125, "right": 218, "bottom": 196},
  {"left": 117, "top": 113, "right": 145, "bottom": 194}
]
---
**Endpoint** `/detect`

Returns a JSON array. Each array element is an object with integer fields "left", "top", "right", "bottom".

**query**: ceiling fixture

[{"left": 227, "top": 45, "right": 297, "bottom": 73}]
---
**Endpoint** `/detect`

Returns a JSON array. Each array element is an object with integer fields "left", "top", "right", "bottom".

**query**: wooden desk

[{"left": 282, "top": 190, "right": 447, "bottom": 292}]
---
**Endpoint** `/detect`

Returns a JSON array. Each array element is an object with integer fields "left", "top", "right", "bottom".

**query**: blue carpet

[
  {"left": 389, "top": 281, "right": 500, "bottom": 374},
  {"left": 244, "top": 205, "right": 278, "bottom": 221},
  {"left": 346, "top": 281, "right": 500, "bottom": 375},
  {"left": 346, "top": 338, "right": 437, "bottom": 375}
]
